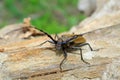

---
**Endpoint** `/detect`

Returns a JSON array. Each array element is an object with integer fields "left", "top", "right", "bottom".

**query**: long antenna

[
  {"left": 80, "top": 24, "right": 120, "bottom": 35},
  {"left": 38, "top": 29, "right": 57, "bottom": 43}
]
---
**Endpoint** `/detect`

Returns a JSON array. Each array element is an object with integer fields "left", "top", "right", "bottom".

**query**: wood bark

[
  {"left": 0, "top": 24, "right": 120, "bottom": 80},
  {"left": 0, "top": 0, "right": 120, "bottom": 79}
]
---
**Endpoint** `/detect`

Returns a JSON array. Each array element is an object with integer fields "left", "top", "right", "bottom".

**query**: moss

[{"left": 3, "top": 0, "right": 86, "bottom": 33}]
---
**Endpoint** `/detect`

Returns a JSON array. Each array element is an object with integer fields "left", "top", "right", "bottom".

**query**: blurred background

[{"left": 0, "top": 0, "right": 86, "bottom": 34}]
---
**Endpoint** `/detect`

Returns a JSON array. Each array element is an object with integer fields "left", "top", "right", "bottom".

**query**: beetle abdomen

[{"left": 74, "top": 36, "right": 86, "bottom": 43}]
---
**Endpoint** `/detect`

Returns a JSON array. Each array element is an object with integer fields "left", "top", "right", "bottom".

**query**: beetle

[{"left": 39, "top": 30, "right": 95, "bottom": 71}]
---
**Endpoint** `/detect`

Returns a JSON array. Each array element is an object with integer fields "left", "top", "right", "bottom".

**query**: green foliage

[
  {"left": 4, "top": 0, "right": 24, "bottom": 18},
  {"left": 3, "top": 0, "right": 86, "bottom": 34}
]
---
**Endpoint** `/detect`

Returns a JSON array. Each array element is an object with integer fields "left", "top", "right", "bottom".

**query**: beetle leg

[
  {"left": 85, "top": 43, "right": 93, "bottom": 51},
  {"left": 60, "top": 49, "right": 67, "bottom": 71},
  {"left": 54, "top": 34, "right": 59, "bottom": 40},
  {"left": 39, "top": 40, "right": 55, "bottom": 46},
  {"left": 78, "top": 43, "right": 93, "bottom": 51},
  {"left": 71, "top": 47, "right": 90, "bottom": 64},
  {"left": 79, "top": 48, "right": 90, "bottom": 64}
]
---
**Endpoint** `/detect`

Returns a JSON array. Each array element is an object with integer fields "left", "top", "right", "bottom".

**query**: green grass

[{"left": 3, "top": 0, "right": 86, "bottom": 34}]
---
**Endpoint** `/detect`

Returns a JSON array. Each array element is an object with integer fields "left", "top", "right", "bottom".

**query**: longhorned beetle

[{"left": 39, "top": 30, "right": 95, "bottom": 71}]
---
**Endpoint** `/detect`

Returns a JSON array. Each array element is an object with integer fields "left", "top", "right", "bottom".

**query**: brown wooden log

[{"left": 0, "top": 24, "right": 120, "bottom": 80}]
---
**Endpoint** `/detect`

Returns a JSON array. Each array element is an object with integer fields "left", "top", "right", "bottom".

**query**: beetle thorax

[{"left": 56, "top": 38, "right": 64, "bottom": 50}]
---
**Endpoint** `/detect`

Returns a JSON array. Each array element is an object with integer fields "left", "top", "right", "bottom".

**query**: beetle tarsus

[
  {"left": 79, "top": 48, "right": 90, "bottom": 64},
  {"left": 60, "top": 49, "right": 67, "bottom": 71}
]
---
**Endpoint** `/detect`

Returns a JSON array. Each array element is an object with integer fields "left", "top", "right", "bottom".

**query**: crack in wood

[
  {"left": 15, "top": 62, "right": 110, "bottom": 80},
  {"left": 16, "top": 68, "right": 73, "bottom": 79}
]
